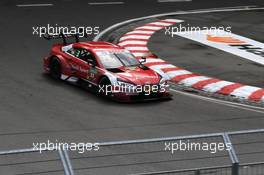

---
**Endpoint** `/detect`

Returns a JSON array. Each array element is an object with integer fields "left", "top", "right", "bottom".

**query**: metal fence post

[
  {"left": 232, "top": 162, "right": 239, "bottom": 175},
  {"left": 58, "top": 146, "right": 75, "bottom": 175},
  {"left": 195, "top": 170, "right": 200, "bottom": 175},
  {"left": 63, "top": 149, "right": 75, "bottom": 175},
  {"left": 58, "top": 149, "right": 70, "bottom": 175},
  {"left": 222, "top": 133, "right": 239, "bottom": 175}
]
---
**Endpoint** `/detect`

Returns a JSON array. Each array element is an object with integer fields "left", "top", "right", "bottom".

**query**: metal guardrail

[
  {"left": 59, "top": 148, "right": 75, "bottom": 175},
  {"left": 131, "top": 162, "right": 264, "bottom": 175},
  {"left": 0, "top": 146, "right": 75, "bottom": 175},
  {"left": 0, "top": 128, "right": 264, "bottom": 175}
]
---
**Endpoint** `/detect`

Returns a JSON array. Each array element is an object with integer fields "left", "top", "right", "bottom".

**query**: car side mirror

[
  {"left": 87, "top": 58, "right": 96, "bottom": 67},
  {"left": 140, "top": 57, "right": 146, "bottom": 64}
]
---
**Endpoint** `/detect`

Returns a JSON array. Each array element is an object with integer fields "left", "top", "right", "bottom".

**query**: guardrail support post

[
  {"left": 222, "top": 133, "right": 239, "bottom": 175},
  {"left": 58, "top": 146, "right": 75, "bottom": 175},
  {"left": 195, "top": 170, "right": 200, "bottom": 175},
  {"left": 63, "top": 149, "right": 75, "bottom": 175},
  {"left": 232, "top": 162, "right": 239, "bottom": 175}
]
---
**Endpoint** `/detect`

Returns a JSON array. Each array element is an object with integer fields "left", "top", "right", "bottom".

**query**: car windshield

[{"left": 95, "top": 50, "right": 140, "bottom": 69}]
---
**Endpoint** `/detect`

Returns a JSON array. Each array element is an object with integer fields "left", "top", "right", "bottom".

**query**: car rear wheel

[{"left": 49, "top": 58, "right": 61, "bottom": 79}]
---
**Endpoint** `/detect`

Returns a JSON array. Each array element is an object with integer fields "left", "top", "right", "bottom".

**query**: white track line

[
  {"left": 16, "top": 4, "right": 53, "bottom": 7},
  {"left": 88, "top": 2, "right": 124, "bottom": 5},
  {"left": 158, "top": 0, "right": 192, "bottom": 2},
  {"left": 93, "top": 6, "right": 264, "bottom": 41}
]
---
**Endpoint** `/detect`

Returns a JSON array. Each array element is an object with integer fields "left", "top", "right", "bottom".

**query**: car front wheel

[{"left": 98, "top": 77, "right": 112, "bottom": 96}]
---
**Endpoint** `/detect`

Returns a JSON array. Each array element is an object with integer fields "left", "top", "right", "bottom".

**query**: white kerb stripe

[
  {"left": 145, "top": 58, "right": 165, "bottom": 63},
  {"left": 178, "top": 76, "right": 210, "bottom": 86},
  {"left": 149, "top": 64, "right": 176, "bottom": 70},
  {"left": 203, "top": 81, "right": 234, "bottom": 93},
  {"left": 119, "top": 35, "right": 151, "bottom": 41},
  {"left": 166, "top": 70, "right": 192, "bottom": 78},
  {"left": 149, "top": 22, "right": 174, "bottom": 26},
  {"left": 136, "top": 26, "right": 163, "bottom": 30},
  {"left": 127, "top": 30, "right": 155, "bottom": 34},
  {"left": 125, "top": 47, "right": 149, "bottom": 51},
  {"left": 118, "top": 40, "right": 147, "bottom": 46},
  {"left": 230, "top": 86, "right": 261, "bottom": 99},
  {"left": 132, "top": 52, "right": 150, "bottom": 57}
]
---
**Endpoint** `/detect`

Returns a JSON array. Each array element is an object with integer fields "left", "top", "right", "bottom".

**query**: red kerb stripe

[
  {"left": 134, "top": 28, "right": 157, "bottom": 32},
  {"left": 129, "top": 50, "right": 149, "bottom": 53},
  {"left": 121, "top": 44, "right": 147, "bottom": 47},
  {"left": 172, "top": 74, "right": 199, "bottom": 83},
  {"left": 192, "top": 78, "right": 220, "bottom": 90},
  {"left": 145, "top": 62, "right": 170, "bottom": 67},
  {"left": 248, "top": 89, "right": 264, "bottom": 102},
  {"left": 123, "top": 33, "right": 152, "bottom": 36},
  {"left": 217, "top": 83, "right": 244, "bottom": 95},
  {"left": 162, "top": 67, "right": 183, "bottom": 73}
]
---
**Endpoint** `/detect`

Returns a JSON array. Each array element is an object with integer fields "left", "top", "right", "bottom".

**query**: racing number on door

[{"left": 87, "top": 67, "right": 97, "bottom": 81}]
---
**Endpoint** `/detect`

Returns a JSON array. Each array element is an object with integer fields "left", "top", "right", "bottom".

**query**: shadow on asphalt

[{"left": 41, "top": 73, "right": 172, "bottom": 106}]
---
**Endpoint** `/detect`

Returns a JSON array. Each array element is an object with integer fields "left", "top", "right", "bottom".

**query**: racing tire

[{"left": 49, "top": 58, "right": 61, "bottom": 80}]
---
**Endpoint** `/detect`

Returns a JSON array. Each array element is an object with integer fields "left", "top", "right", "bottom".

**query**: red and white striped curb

[{"left": 117, "top": 19, "right": 264, "bottom": 103}]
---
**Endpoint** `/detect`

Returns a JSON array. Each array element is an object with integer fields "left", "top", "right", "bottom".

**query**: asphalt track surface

[{"left": 0, "top": 0, "right": 264, "bottom": 174}]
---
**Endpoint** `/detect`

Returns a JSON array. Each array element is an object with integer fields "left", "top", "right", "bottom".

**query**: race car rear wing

[{"left": 43, "top": 33, "right": 80, "bottom": 45}]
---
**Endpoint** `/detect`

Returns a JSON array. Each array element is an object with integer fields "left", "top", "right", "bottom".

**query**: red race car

[{"left": 43, "top": 33, "right": 171, "bottom": 102}]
